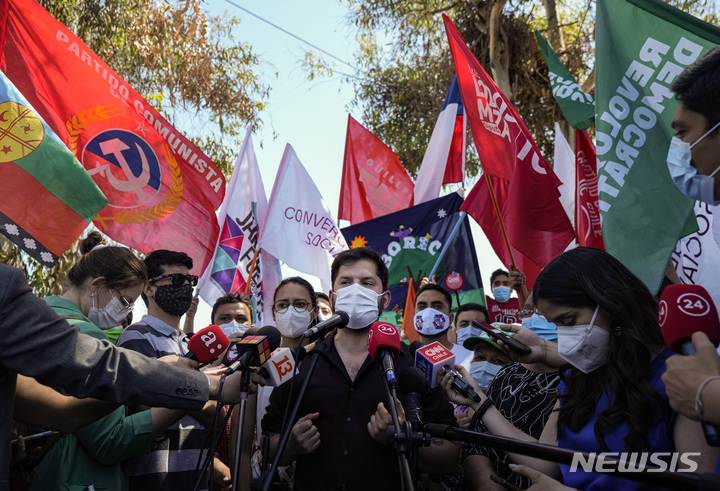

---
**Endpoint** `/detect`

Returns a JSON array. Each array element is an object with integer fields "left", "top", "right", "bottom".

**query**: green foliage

[{"left": 7, "top": 0, "right": 270, "bottom": 294}]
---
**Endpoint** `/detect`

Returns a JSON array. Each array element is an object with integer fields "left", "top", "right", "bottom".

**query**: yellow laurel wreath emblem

[{"left": 66, "top": 105, "right": 184, "bottom": 230}]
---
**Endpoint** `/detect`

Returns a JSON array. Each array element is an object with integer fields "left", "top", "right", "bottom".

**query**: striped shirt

[{"left": 117, "top": 315, "right": 208, "bottom": 491}]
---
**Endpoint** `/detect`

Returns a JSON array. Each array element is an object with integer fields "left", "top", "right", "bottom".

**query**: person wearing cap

[
  {"left": 462, "top": 328, "right": 513, "bottom": 393},
  {"left": 455, "top": 296, "right": 561, "bottom": 491}
]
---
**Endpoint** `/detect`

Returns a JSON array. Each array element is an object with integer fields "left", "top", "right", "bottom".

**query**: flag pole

[
  {"left": 483, "top": 173, "right": 527, "bottom": 305},
  {"left": 243, "top": 249, "right": 260, "bottom": 295},
  {"left": 428, "top": 211, "right": 467, "bottom": 279}
]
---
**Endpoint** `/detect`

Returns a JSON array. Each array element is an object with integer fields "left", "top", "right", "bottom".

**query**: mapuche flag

[
  {"left": 341, "top": 193, "right": 484, "bottom": 311},
  {"left": 0, "top": 71, "right": 107, "bottom": 265},
  {"left": 339, "top": 115, "right": 414, "bottom": 224},
  {"left": 596, "top": 0, "right": 720, "bottom": 292},
  {"left": 0, "top": 0, "right": 224, "bottom": 271},
  {"left": 443, "top": 15, "right": 575, "bottom": 286},
  {"left": 534, "top": 30, "right": 595, "bottom": 131}
]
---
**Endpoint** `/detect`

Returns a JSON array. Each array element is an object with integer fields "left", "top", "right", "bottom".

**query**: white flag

[
  {"left": 198, "top": 129, "right": 282, "bottom": 325},
  {"left": 553, "top": 122, "right": 576, "bottom": 228},
  {"left": 261, "top": 145, "right": 348, "bottom": 292},
  {"left": 414, "top": 76, "right": 466, "bottom": 204},
  {"left": 673, "top": 201, "right": 720, "bottom": 312}
]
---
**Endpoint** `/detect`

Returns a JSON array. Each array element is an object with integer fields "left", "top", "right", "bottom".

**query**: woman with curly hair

[{"left": 443, "top": 247, "right": 719, "bottom": 490}]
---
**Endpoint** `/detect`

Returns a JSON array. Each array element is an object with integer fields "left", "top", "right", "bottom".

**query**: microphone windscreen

[
  {"left": 367, "top": 322, "right": 401, "bottom": 363},
  {"left": 659, "top": 284, "right": 720, "bottom": 352},
  {"left": 256, "top": 326, "right": 282, "bottom": 352},
  {"left": 398, "top": 367, "right": 427, "bottom": 394},
  {"left": 187, "top": 325, "right": 230, "bottom": 363},
  {"left": 414, "top": 341, "right": 456, "bottom": 388},
  {"left": 409, "top": 341, "right": 424, "bottom": 357}
]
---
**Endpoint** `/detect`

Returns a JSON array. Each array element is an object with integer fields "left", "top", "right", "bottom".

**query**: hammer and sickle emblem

[{"left": 88, "top": 138, "right": 152, "bottom": 199}]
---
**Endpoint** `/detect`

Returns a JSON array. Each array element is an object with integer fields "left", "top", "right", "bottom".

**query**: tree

[
  {"left": 1, "top": 0, "right": 269, "bottom": 294},
  {"left": 317, "top": 0, "right": 717, "bottom": 178}
]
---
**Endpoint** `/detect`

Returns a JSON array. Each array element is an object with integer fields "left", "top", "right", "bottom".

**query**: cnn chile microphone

[
  {"left": 301, "top": 310, "right": 349, "bottom": 338},
  {"left": 184, "top": 325, "right": 230, "bottom": 363},
  {"left": 659, "top": 284, "right": 720, "bottom": 446},
  {"left": 414, "top": 341, "right": 481, "bottom": 402},
  {"left": 368, "top": 321, "right": 402, "bottom": 385},
  {"left": 225, "top": 326, "right": 282, "bottom": 375}
]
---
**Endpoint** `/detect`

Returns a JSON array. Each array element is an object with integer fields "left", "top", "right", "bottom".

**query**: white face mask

[
  {"left": 88, "top": 293, "right": 131, "bottom": 330},
  {"left": 414, "top": 307, "right": 451, "bottom": 336},
  {"left": 557, "top": 305, "right": 611, "bottom": 374},
  {"left": 218, "top": 321, "right": 249, "bottom": 337},
  {"left": 275, "top": 308, "right": 312, "bottom": 338},
  {"left": 667, "top": 121, "right": 720, "bottom": 205},
  {"left": 333, "top": 283, "right": 383, "bottom": 329}
]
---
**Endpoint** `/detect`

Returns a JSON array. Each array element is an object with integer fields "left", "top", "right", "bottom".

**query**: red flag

[
  {"left": 0, "top": 0, "right": 223, "bottom": 271},
  {"left": 575, "top": 130, "right": 605, "bottom": 250},
  {"left": 443, "top": 15, "right": 575, "bottom": 285},
  {"left": 339, "top": 115, "right": 413, "bottom": 224}
]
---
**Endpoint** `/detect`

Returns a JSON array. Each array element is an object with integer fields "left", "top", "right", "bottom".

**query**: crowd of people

[{"left": 3, "top": 39, "right": 720, "bottom": 491}]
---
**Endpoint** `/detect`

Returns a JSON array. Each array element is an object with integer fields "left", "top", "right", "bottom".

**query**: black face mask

[{"left": 154, "top": 284, "right": 194, "bottom": 317}]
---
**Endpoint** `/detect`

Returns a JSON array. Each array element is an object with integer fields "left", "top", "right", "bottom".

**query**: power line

[{"left": 220, "top": 0, "right": 356, "bottom": 70}]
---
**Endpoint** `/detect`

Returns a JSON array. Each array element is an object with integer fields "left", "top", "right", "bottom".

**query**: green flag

[
  {"left": 596, "top": 0, "right": 720, "bottom": 293},
  {"left": 534, "top": 30, "right": 595, "bottom": 130}
]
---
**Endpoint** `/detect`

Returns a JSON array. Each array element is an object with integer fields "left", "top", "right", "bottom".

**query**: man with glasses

[{"left": 117, "top": 250, "right": 216, "bottom": 490}]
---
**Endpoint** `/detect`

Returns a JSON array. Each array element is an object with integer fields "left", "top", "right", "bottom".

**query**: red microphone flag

[
  {"left": 367, "top": 321, "right": 401, "bottom": 363},
  {"left": 187, "top": 325, "right": 230, "bottom": 363},
  {"left": 659, "top": 284, "right": 720, "bottom": 353},
  {"left": 0, "top": 0, "right": 224, "bottom": 271},
  {"left": 442, "top": 15, "right": 575, "bottom": 286},
  {"left": 339, "top": 115, "right": 414, "bottom": 224}
]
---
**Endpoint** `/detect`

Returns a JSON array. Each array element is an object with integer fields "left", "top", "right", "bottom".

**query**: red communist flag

[
  {"left": 339, "top": 115, "right": 414, "bottom": 224},
  {"left": 443, "top": 15, "right": 575, "bottom": 286},
  {"left": 575, "top": 129, "right": 604, "bottom": 250},
  {"left": 0, "top": 0, "right": 224, "bottom": 271}
]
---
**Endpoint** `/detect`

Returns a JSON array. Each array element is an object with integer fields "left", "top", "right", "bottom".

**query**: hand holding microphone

[
  {"left": 184, "top": 325, "right": 230, "bottom": 364},
  {"left": 659, "top": 284, "right": 720, "bottom": 445}
]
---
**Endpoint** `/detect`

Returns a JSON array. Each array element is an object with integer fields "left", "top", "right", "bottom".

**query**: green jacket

[{"left": 28, "top": 297, "right": 154, "bottom": 491}]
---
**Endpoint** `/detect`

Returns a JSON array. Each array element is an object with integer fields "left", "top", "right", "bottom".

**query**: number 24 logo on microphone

[{"left": 677, "top": 293, "right": 710, "bottom": 317}]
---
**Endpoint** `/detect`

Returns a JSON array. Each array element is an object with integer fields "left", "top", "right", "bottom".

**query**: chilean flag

[{"left": 414, "top": 75, "right": 466, "bottom": 204}]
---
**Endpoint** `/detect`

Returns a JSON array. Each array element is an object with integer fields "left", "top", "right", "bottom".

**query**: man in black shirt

[{"left": 262, "top": 248, "right": 459, "bottom": 490}]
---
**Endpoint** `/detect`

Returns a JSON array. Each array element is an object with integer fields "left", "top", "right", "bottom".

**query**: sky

[{"left": 133, "top": 0, "right": 508, "bottom": 327}]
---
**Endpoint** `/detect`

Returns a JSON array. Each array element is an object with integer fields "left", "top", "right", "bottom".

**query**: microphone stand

[
  {"left": 231, "top": 368, "right": 253, "bottom": 490},
  {"left": 419, "top": 423, "right": 720, "bottom": 491},
  {"left": 381, "top": 364, "right": 415, "bottom": 491},
  {"left": 260, "top": 336, "right": 328, "bottom": 491}
]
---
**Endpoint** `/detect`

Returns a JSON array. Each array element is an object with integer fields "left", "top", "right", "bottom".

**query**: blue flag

[{"left": 341, "top": 193, "right": 484, "bottom": 311}]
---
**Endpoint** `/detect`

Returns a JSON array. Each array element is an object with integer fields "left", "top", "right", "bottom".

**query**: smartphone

[{"left": 471, "top": 320, "right": 531, "bottom": 356}]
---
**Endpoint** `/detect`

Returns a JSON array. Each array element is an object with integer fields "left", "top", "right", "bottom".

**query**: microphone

[
  {"left": 226, "top": 326, "right": 282, "bottom": 375},
  {"left": 184, "top": 325, "right": 230, "bottom": 363},
  {"left": 398, "top": 367, "right": 426, "bottom": 426},
  {"left": 414, "top": 341, "right": 481, "bottom": 402},
  {"left": 301, "top": 311, "right": 349, "bottom": 338},
  {"left": 414, "top": 341, "right": 456, "bottom": 388},
  {"left": 659, "top": 284, "right": 720, "bottom": 446},
  {"left": 255, "top": 346, "right": 308, "bottom": 386},
  {"left": 659, "top": 284, "right": 720, "bottom": 352},
  {"left": 368, "top": 321, "right": 402, "bottom": 385}
]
